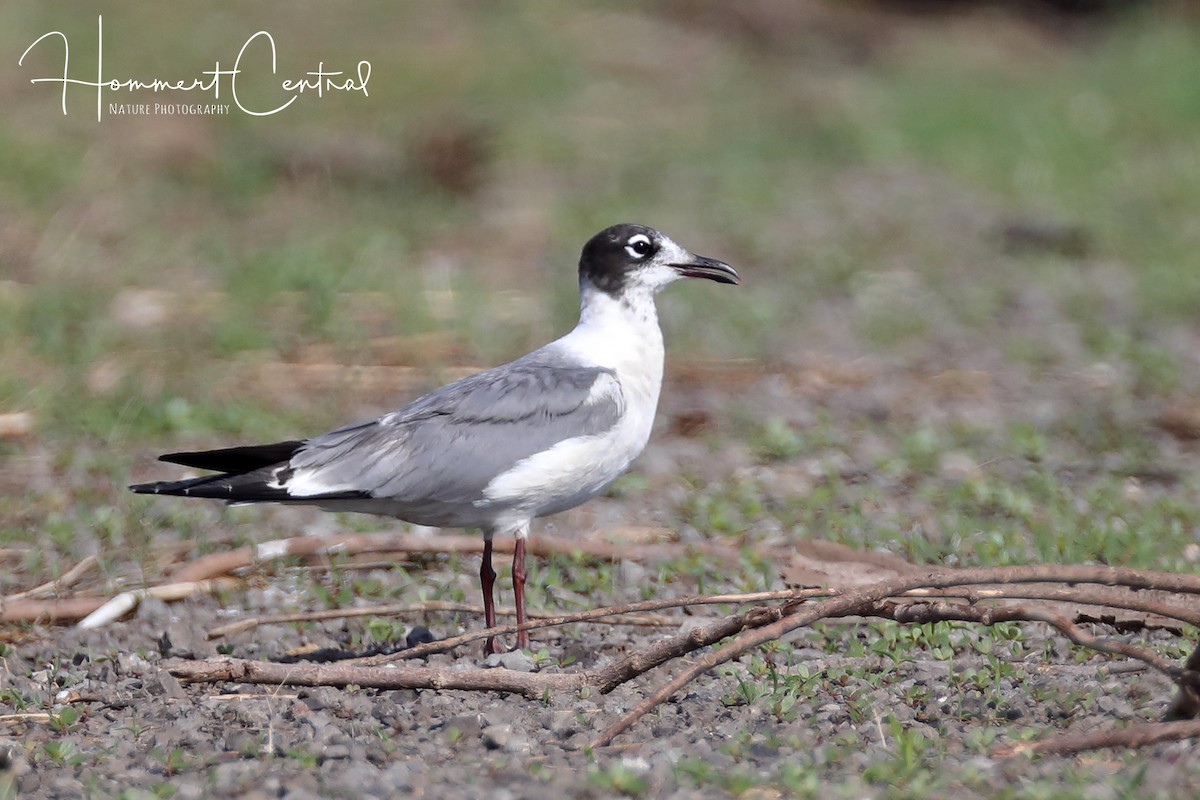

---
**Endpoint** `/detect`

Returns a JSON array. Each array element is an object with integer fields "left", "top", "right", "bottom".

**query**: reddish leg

[
  {"left": 481, "top": 537, "right": 501, "bottom": 656},
  {"left": 512, "top": 537, "right": 529, "bottom": 651}
]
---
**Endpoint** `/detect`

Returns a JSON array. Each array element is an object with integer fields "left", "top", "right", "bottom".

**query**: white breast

[{"left": 480, "top": 288, "right": 665, "bottom": 517}]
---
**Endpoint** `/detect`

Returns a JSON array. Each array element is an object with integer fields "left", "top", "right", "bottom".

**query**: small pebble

[
  {"left": 482, "top": 724, "right": 513, "bottom": 750},
  {"left": 545, "top": 709, "right": 576, "bottom": 738},
  {"left": 483, "top": 650, "right": 536, "bottom": 672},
  {"left": 481, "top": 723, "right": 530, "bottom": 753},
  {"left": 405, "top": 625, "right": 435, "bottom": 648},
  {"left": 145, "top": 671, "right": 188, "bottom": 701},
  {"left": 319, "top": 744, "right": 351, "bottom": 762},
  {"left": 444, "top": 713, "right": 484, "bottom": 738}
]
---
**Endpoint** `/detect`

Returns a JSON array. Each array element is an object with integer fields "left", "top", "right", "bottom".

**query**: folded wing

[{"left": 130, "top": 356, "right": 624, "bottom": 510}]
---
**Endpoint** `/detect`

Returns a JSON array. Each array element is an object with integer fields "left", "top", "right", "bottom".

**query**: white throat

[{"left": 560, "top": 280, "right": 665, "bottom": 377}]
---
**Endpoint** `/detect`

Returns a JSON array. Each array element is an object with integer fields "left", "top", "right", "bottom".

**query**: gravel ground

[
  {"left": 3, "top": 596, "right": 1193, "bottom": 799},
  {"left": 4, "top": 368, "right": 1200, "bottom": 799}
]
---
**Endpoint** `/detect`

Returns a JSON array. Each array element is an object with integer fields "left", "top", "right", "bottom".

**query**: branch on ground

[
  {"left": 168, "top": 656, "right": 584, "bottom": 699},
  {"left": 588, "top": 566, "right": 1200, "bottom": 747},
  {"left": 161, "top": 562, "right": 1199, "bottom": 758},
  {"left": 17, "top": 534, "right": 1194, "bottom": 754},
  {"left": 205, "top": 599, "right": 686, "bottom": 639},
  {"left": 993, "top": 719, "right": 1200, "bottom": 757}
]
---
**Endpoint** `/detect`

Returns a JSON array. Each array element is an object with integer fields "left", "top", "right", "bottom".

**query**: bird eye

[{"left": 625, "top": 235, "right": 653, "bottom": 259}]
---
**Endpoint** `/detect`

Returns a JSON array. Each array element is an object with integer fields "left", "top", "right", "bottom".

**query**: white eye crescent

[{"left": 624, "top": 234, "right": 653, "bottom": 259}]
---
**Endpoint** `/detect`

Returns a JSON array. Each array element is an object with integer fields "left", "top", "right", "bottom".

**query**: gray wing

[{"left": 281, "top": 356, "right": 623, "bottom": 506}]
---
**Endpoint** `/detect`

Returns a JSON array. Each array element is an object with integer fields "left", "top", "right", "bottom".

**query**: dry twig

[
  {"left": 1, "top": 555, "right": 98, "bottom": 603},
  {"left": 908, "top": 584, "right": 1200, "bottom": 628},
  {"left": 1014, "top": 606, "right": 1195, "bottom": 684},
  {"left": 169, "top": 656, "right": 584, "bottom": 699},
  {"left": 0, "top": 712, "right": 52, "bottom": 725},
  {"left": 152, "top": 561, "right": 1200, "bottom": 753},
  {"left": 78, "top": 578, "right": 242, "bottom": 629},
  {"left": 206, "top": 600, "right": 682, "bottom": 639},
  {"left": 352, "top": 589, "right": 819, "bottom": 665},
  {"left": 0, "top": 597, "right": 109, "bottom": 624},
  {"left": 994, "top": 720, "right": 1200, "bottom": 757},
  {"left": 170, "top": 605, "right": 776, "bottom": 699}
]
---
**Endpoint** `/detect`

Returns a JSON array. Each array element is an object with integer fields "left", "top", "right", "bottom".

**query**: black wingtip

[
  {"left": 128, "top": 480, "right": 189, "bottom": 496},
  {"left": 158, "top": 440, "right": 305, "bottom": 472},
  {"left": 128, "top": 473, "right": 367, "bottom": 503},
  {"left": 127, "top": 474, "right": 232, "bottom": 498}
]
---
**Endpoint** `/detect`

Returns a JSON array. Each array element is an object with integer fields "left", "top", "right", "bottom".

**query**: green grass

[{"left": 1, "top": 6, "right": 1198, "bottom": 443}]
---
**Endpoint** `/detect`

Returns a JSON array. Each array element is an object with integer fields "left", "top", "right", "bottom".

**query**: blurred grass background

[{"left": 2, "top": 1, "right": 1200, "bottom": 573}]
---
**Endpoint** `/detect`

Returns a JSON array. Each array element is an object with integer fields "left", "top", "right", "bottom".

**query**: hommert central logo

[{"left": 19, "top": 15, "right": 370, "bottom": 120}]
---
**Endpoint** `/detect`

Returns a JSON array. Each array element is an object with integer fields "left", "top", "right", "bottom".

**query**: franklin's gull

[{"left": 130, "top": 224, "right": 740, "bottom": 653}]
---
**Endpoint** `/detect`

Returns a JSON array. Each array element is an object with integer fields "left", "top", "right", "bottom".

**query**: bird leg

[
  {"left": 481, "top": 537, "right": 502, "bottom": 656},
  {"left": 512, "top": 536, "right": 529, "bottom": 651}
]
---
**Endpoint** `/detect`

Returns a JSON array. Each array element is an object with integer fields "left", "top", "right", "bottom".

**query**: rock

[
  {"left": 444, "top": 713, "right": 484, "bottom": 738},
  {"left": 618, "top": 559, "right": 647, "bottom": 586},
  {"left": 231, "top": 700, "right": 271, "bottom": 728},
  {"left": 619, "top": 755, "right": 651, "bottom": 775},
  {"left": 174, "top": 781, "right": 206, "bottom": 800},
  {"left": 406, "top": 626, "right": 435, "bottom": 648},
  {"left": 225, "top": 732, "right": 263, "bottom": 756},
  {"left": 481, "top": 723, "right": 530, "bottom": 753},
  {"left": 117, "top": 653, "right": 154, "bottom": 676},
  {"left": 281, "top": 789, "right": 323, "bottom": 800},
  {"left": 318, "top": 744, "right": 351, "bottom": 762},
  {"left": 0, "top": 740, "right": 27, "bottom": 778},
  {"left": 483, "top": 650, "right": 536, "bottom": 672},
  {"left": 379, "top": 763, "right": 412, "bottom": 791},
  {"left": 545, "top": 709, "right": 577, "bottom": 738},
  {"left": 145, "top": 671, "right": 188, "bottom": 701},
  {"left": 51, "top": 776, "right": 86, "bottom": 796},
  {"left": 482, "top": 723, "right": 512, "bottom": 750},
  {"left": 299, "top": 687, "right": 341, "bottom": 712}
]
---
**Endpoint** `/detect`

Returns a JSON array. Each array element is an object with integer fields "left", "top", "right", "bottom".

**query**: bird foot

[{"left": 482, "top": 637, "right": 531, "bottom": 658}]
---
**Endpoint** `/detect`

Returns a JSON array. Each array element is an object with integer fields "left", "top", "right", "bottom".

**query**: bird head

[{"left": 578, "top": 224, "right": 740, "bottom": 297}]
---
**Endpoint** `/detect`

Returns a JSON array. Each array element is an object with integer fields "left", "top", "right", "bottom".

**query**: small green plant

[
  {"left": 42, "top": 740, "right": 87, "bottom": 767},
  {"left": 48, "top": 706, "right": 80, "bottom": 734},
  {"left": 861, "top": 717, "right": 932, "bottom": 789},
  {"left": 151, "top": 747, "right": 192, "bottom": 777},
  {"left": 0, "top": 687, "right": 33, "bottom": 712},
  {"left": 719, "top": 667, "right": 764, "bottom": 707},
  {"left": 283, "top": 747, "right": 318, "bottom": 769},
  {"left": 587, "top": 763, "right": 649, "bottom": 798},
  {"left": 777, "top": 761, "right": 822, "bottom": 798},
  {"left": 364, "top": 617, "right": 406, "bottom": 645},
  {"left": 751, "top": 417, "right": 804, "bottom": 462}
]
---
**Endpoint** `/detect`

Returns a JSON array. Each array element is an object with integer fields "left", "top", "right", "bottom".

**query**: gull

[{"left": 130, "top": 224, "right": 740, "bottom": 653}]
